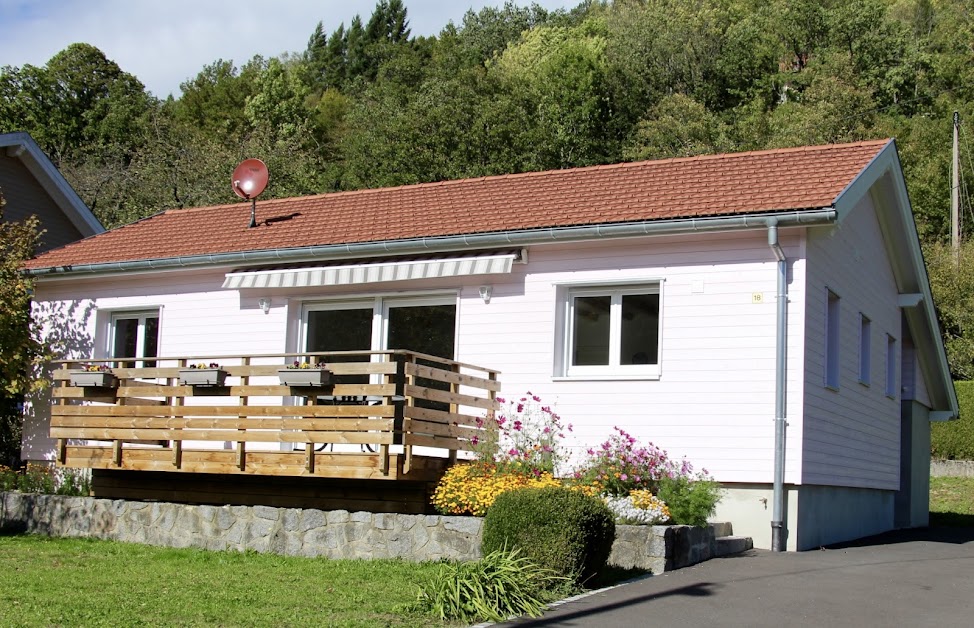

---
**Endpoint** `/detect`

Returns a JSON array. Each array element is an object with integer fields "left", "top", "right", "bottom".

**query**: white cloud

[{"left": 0, "top": 0, "right": 577, "bottom": 98}]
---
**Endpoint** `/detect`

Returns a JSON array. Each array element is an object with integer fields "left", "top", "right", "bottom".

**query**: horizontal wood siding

[
  {"left": 455, "top": 231, "right": 806, "bottom": 484},
  {"left": 31, "top": 231, "right": 805, "bottom": 485},
  {"left": 802, "top": 196, "right": 902, "bottom": 489}
]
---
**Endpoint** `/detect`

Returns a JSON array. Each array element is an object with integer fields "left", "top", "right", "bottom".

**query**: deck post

[{"left": 171, "top": 359, "right": 186, "bottom": 468}]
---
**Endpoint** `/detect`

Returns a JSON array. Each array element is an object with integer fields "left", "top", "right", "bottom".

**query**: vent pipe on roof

[{"left": 768, "top": 220, "right": 788, "bottom": 552}]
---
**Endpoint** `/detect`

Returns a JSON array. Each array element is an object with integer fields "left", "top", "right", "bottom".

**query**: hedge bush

[
  {"left": 932, "top": 381, "right": 974, "bottom": 460},
  {"left": 481, "top": 486, "right": 615, "bottom": 586}
]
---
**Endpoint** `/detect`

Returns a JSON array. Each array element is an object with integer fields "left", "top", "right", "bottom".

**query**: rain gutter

[{"left": 26, "top": 209, "right": 837, "bottom": 279}]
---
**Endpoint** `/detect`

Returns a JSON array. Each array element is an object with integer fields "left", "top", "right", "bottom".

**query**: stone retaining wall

[
  {"left": 931, "top": 460, "right": 974, "bottom": 478},
  {"left": 0, "top": 492, "right": 716, "bottom": 573}
]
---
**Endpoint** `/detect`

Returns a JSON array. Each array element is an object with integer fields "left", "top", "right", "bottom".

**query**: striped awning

[{"left": 221, "top": 252, "right": 517, "bottom": 289}]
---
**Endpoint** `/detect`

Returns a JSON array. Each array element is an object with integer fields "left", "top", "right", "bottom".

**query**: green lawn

[
  {"left": 0, "top": 535, "right": 450, "bottom": 627},
  {"left": 929, "top": 476, "right": 974, "bottom": 527}
]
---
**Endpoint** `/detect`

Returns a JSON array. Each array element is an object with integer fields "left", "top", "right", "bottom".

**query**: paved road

[{"left": 499, "top": 527, "right": 974, "bottom": 627}]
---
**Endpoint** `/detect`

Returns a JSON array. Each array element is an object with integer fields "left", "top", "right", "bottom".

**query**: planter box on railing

[
  {"left": 68, "top": 370, "right": 118, "bottom": 388},
  {"left": 178, "top": 368, "right": 227, "bottom": 387},
  {"left": 278, "top": 369, "right": 332, "bottom": 387}
]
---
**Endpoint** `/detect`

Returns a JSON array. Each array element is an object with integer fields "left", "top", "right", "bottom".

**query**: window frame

[
  {"left": 556, "top": 281, "right": 663, "bottom": 380},
  {"left": 301, "top": 293, "right": 458, "bottom": 358},
  {"left": 824, "top": 289, "right": 841, "bottom": 390},
  {"left": 106, "top": 309, "right": 161, "bottom": 368},
  {"left": 858, "top": 313, "right": 871, "bottom": 386}
]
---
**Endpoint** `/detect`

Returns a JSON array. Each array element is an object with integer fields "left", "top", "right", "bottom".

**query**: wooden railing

[{"left": 50, "top": 351, "right": 499, "bottom": 481}]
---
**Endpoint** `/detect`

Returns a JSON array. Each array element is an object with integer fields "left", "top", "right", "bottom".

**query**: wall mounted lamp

[
  {"left": 258, "top": 297, "right": 271, "bottom": 314},
  {"left": 479, "top": 286, "right": 492, "bottom": 304}
]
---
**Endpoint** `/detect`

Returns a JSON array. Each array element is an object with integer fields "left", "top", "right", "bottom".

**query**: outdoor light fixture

[
  {"left": 258, "top": 297, "right": 271, "bottom": 314},
  {"left": 479, "top": 286, "right": 492, "bottom": 304}
]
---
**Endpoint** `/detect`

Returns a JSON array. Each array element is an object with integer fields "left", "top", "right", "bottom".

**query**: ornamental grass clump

[
  {"left": 410, "top": 548, "right": 567, "bottom": 623},
  {"left": 482, "top": 486, "right": 615, "bottom": 586}
]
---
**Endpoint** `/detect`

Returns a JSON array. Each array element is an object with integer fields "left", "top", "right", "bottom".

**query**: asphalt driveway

[{"left": 498, "top": 527, "right": 974, "bottom": 627}]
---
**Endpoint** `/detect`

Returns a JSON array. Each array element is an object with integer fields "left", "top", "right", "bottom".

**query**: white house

[{"left": 22, "top": 139, "right": 957, "bottom": 551}]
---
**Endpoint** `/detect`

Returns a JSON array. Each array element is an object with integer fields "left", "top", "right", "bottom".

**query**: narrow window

[
  {"left": 825, "top": 290, "right": 840, "bottom": 389},
  {"left": 858, "top": 314, "right": 871, "bottom": 385},
  {"left": 886, "top": 334, "right": 897, "bottom": 398},
  {"left": 111, "top": 311, "right": 159, "bottom": 368}
]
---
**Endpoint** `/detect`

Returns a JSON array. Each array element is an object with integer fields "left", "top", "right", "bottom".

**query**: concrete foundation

[{"left": 715, "top": 483, "right": 896, "bottom": 551}]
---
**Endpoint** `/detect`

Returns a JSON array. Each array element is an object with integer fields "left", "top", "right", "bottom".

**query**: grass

[
  {"left": 0, "top": 535, "right": 451, "bottom": 627},
  {"left": 929, "top": 476, "right": 974, "bottom": 527}
]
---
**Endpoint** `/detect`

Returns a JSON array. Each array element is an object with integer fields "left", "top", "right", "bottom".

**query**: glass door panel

[
  {"left": 306, "top": 308, "right": 372, "bottom": 385},
  {"left": 387, "top": 303, "right": 456, "bottom": 411}
]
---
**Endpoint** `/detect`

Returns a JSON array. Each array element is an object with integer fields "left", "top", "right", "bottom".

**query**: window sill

[
  {"left": 552, "top": 374, "right": 661, "bottom": 382},
  {"left": 825, "top": 383, "right": 840, "bottom": 393}
]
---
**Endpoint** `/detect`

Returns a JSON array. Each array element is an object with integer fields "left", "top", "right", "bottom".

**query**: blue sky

[{"left": 0, "top": 0, "right": 578, "bottom": 98}]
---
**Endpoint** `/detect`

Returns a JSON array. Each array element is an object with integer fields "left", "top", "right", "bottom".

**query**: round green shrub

[{"left": 481, "top": 486, "right": 615, "bottom": 585}]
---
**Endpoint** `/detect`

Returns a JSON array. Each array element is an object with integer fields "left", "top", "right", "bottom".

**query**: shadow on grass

[{"left": 929, "top": 511, "right": 974, "bottom": 527}]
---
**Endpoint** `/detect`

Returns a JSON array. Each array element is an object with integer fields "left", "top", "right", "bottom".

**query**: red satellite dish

[
  {"left": 231, "top": 159, "right": 269, "bottom": 228},
  {"left": 232, "top": 158, "right": 269, "bottom": 200}
]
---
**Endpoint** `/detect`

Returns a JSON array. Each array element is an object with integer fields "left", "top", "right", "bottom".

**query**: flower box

[
  {"left": 278, "top": 368, "right": 332, "bottom": 387},
  {"left": 69, "top": 370, "right": 118, "bottom": 388},
  {"left": 178, "top": 368, "right": 227, "bottom": 387}
]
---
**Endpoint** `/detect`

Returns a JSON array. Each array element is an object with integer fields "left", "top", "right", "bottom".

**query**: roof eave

[{"left": 26, "top": 208, "right": 837, "bottom": 280}]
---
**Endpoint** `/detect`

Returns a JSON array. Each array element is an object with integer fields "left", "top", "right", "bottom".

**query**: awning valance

[{"left": 221, "top": 252, "right": 517, "bottom": 289}]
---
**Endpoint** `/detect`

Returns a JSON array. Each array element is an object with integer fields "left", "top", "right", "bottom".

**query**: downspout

[{"left": 768, "top": 220, "right": 788, "bottom": 552}]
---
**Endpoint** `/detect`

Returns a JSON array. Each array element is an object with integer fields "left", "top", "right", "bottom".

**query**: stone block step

[
  {"left": 710, "top": 521, "right": 734, "bottom": 537},
  {"left": 715, "top": 535, "right": 753, "bottom": 557}
]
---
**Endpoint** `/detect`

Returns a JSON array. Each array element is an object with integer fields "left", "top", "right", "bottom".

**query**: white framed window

[
  {"left": 885, "top": 334, "right": 897, "bottom": 398},
  {"left": 858, "top": 313, "right": 871, "bottom": 385},
  {"left": 558, "top": 283, "right": 661, "bottom": 378},
  {"left": 825, "top": 289, "right": 840, "bottom": 389},
  {"left": 110, "top": 310, "right": 160, "bottom": 368}
]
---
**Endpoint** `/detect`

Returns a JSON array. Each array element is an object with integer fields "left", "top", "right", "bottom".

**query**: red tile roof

[{"left": 24, "top": 140, "right": 890, "bottom": 270}]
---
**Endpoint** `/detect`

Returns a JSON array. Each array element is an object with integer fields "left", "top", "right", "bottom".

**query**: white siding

[
  {"left": 27, "top": 230, "right": 804, "bottom": 484},
  {"left": 801, "top": 196, "right": 902, "bottom": 490},
  {"left": 456, "top": 231, "right": 805, "bottom": 484}
]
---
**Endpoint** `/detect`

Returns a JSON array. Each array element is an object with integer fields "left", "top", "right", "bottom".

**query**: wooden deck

[{"left": 51, "top": 351, "right": 499, "bottom": 487}]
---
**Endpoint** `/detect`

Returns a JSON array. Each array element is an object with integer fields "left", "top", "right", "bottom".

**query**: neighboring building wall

[
  {"left": 795, "top": 485, "right": 895, "bottom": 550},
  {"left": 895, "top": 400, "right": 931, "bottom": 529},
  {"left": 801, "top": 196, "right": 903, "bottom": 490},
  {"left": 0, "top": 156, "right": 85, "bottom": 253}
]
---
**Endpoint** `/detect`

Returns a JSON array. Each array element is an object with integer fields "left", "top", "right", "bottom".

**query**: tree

[
  {"left": 925, "top": 240, "right": 974, "bottom": 380},
  {"left": 0, "top": 190, "right": 44, "bottom": 466}
]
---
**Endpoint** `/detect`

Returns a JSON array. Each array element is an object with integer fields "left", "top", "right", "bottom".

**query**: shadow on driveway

[{"left": 500, "top": 526, "right": 974, "bottom": 627}]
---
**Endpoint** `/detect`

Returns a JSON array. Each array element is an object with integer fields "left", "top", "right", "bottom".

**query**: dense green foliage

[
  {"left": 656, "top": 475, "right": 722, "bottom": 527},
  {"left": 410, "top": 548, "right": 567, "bottom": 623},
  {"left": 482, "top": 486, "right": 615, "bottom": 585},
  {"left": 0, "top": 535, "right": 450, "bottom": 626},
  {"left": 0, "top": 193, "right": 43, "bottom": 466},
  {"left": 931, "top": 381, "right": 974, "bottom": 459},
  {"left": 4, "top": 0, "right": 974, "bottom": 375}
]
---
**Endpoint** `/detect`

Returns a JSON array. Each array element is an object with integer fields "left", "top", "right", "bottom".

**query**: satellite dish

[{"left": 231, "top": 159, "right": 268, "bottom": 228}]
